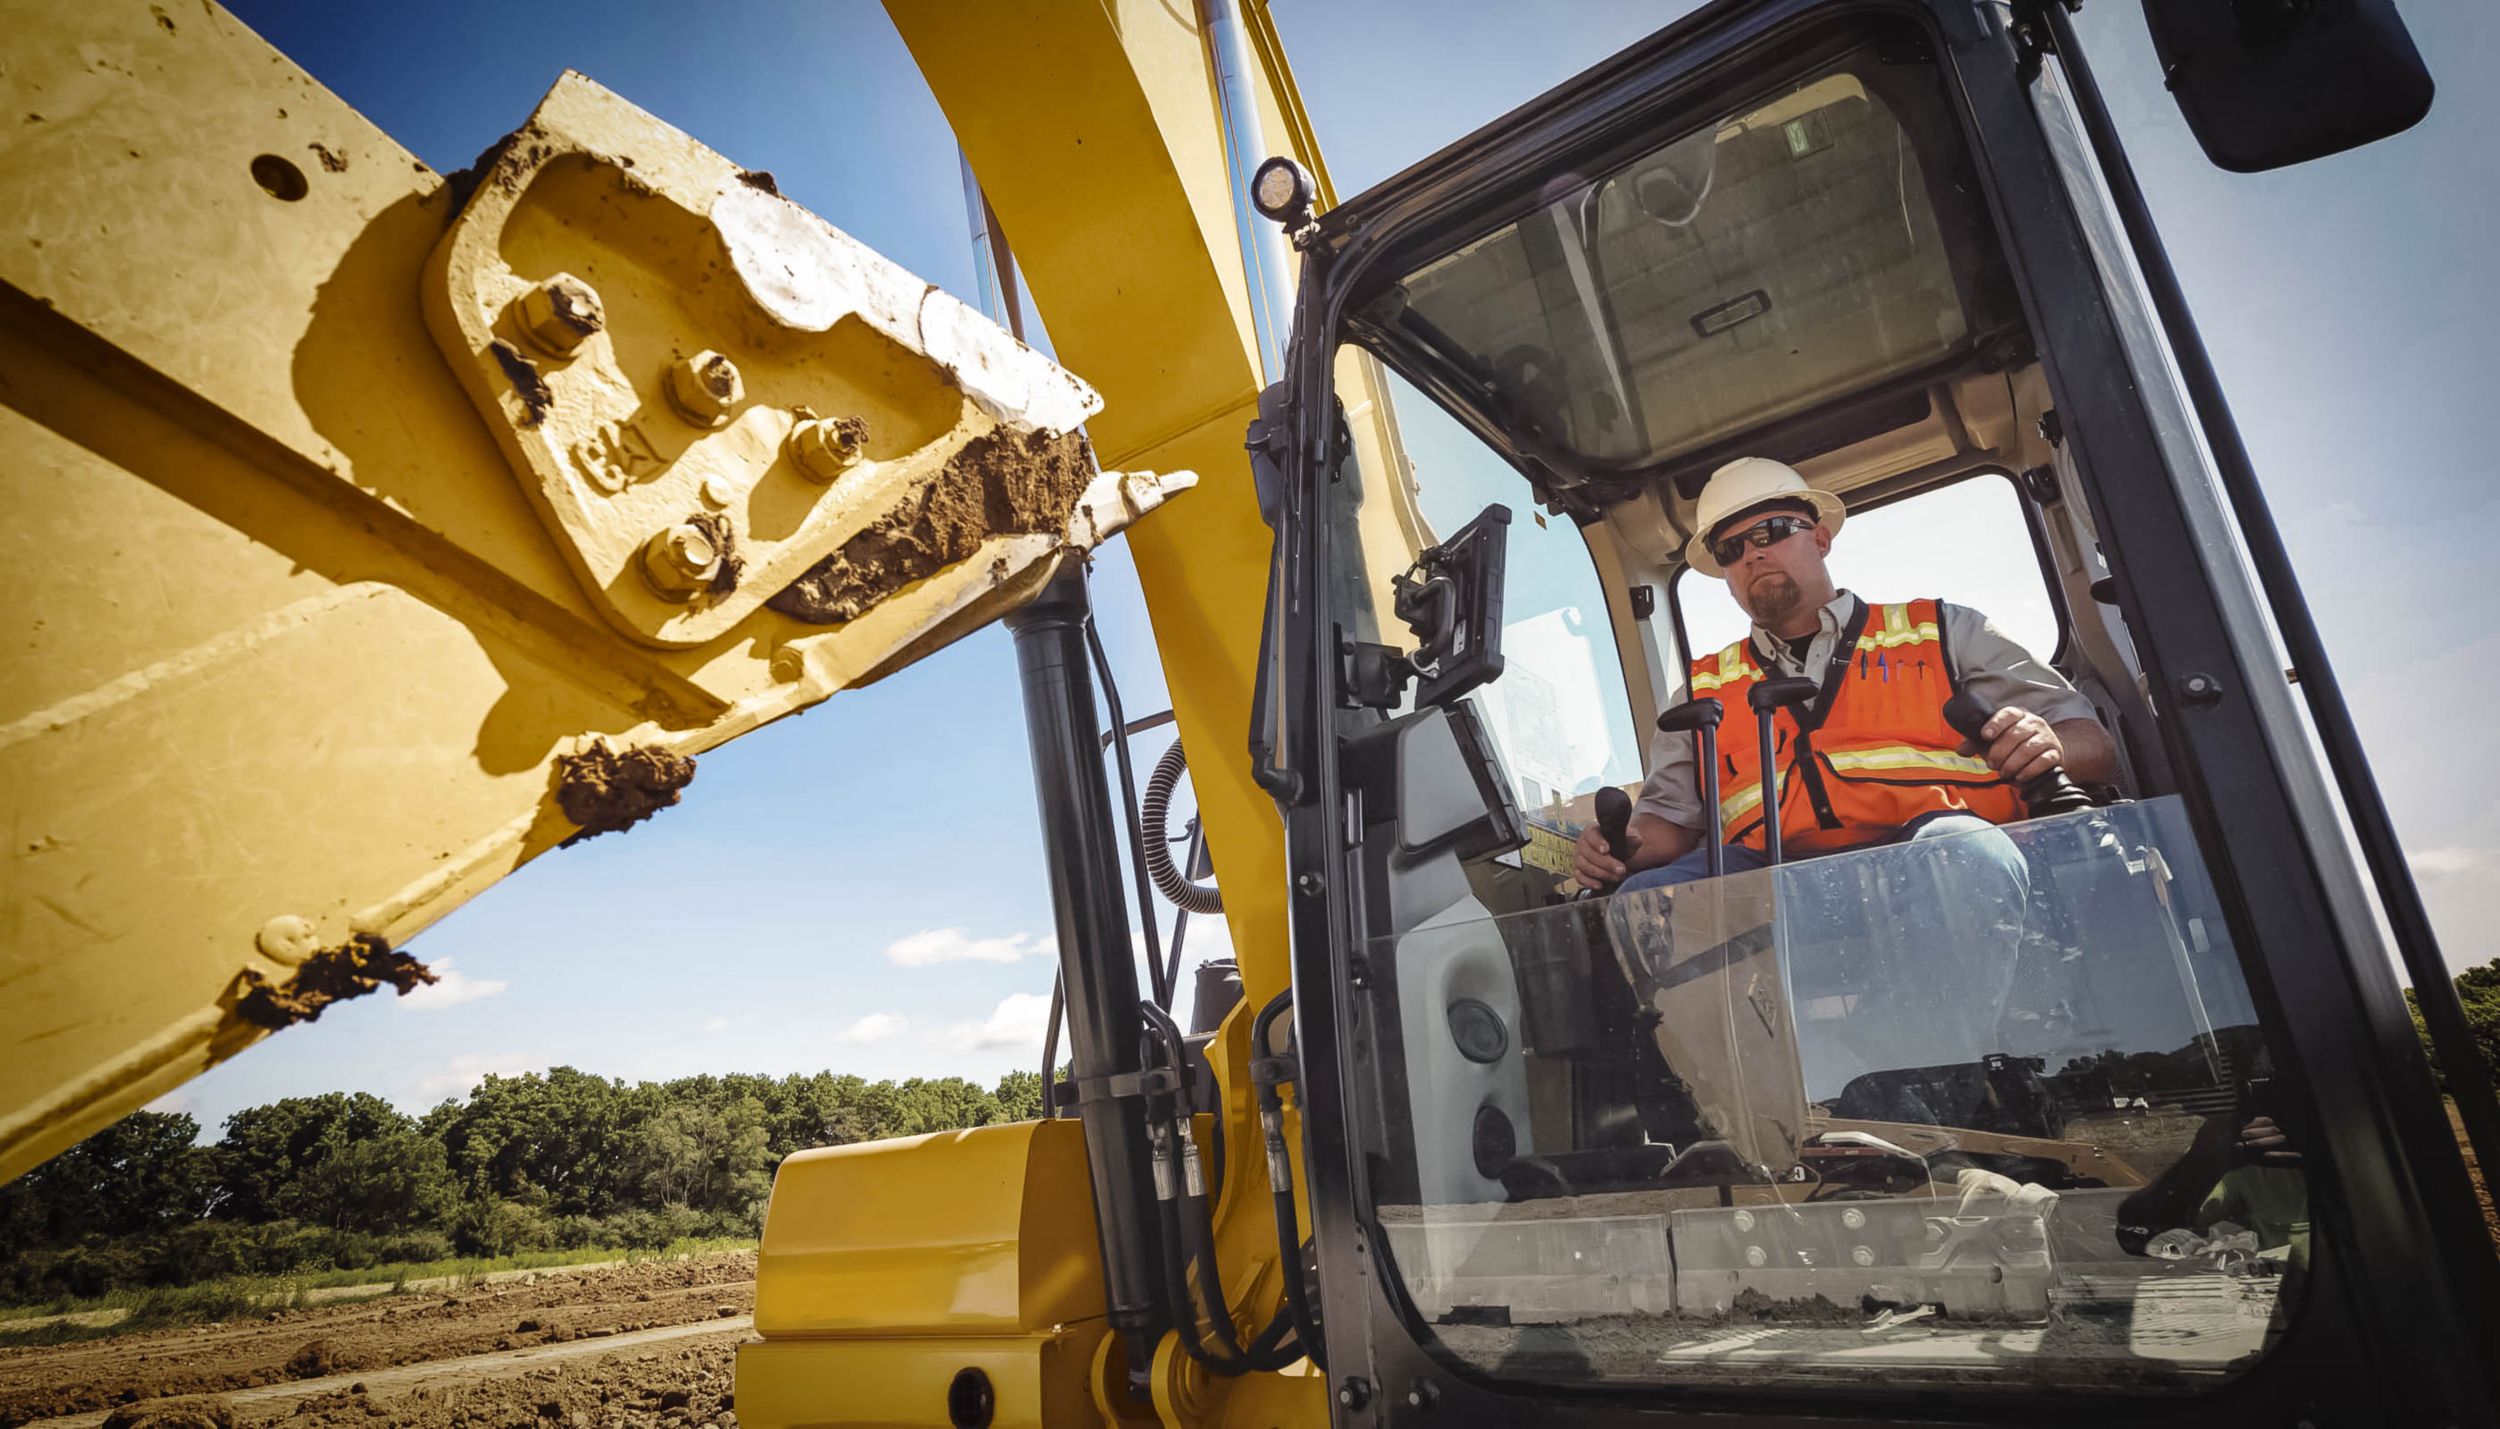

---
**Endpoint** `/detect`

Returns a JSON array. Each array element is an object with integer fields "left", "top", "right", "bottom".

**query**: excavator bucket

[{"left": 0, "top": 3, "right": 1191, "bottom": 1183}]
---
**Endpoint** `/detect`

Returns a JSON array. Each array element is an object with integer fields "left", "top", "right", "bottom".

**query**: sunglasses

[{"left": 1710, "top": 513, "right": 1816, "bottom": 568}]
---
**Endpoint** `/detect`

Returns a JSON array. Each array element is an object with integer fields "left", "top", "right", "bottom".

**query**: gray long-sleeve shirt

[{"left": 1633, "top": 589, "right": 2095, "bottom": 834}]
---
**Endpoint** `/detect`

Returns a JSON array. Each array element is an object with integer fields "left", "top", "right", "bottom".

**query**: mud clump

[
  {"left": 1727, "top": 1287, "right": 1862, "bottom": 1324},
  {"left": 103, "top": 1396, "right": 235, "bottom": 1429},
  {"left": 768, "top": 426, "right": 1096, "bottom": 625},
  {"left": 488, "top": 340, "right": 553, "bottom": 427},
  {"left": 284, "top": 1338, "right": 336, "bottom": 1378},
  {"left": 737, "top": 167, "right": 780, "bottom": 195},
  {"left": 687, "top": 510, "right": 742, "bottom": 596},
  {"left": 235, "top": 936, "right": 437, "bottom": 1031},
  {"left": 554, "top": 740, "right": 697, "bottom": 844}
]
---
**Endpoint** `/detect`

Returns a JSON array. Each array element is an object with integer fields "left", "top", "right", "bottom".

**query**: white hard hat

[{"left": 1683, "top": 456, "right": 1847, "bottom": 578}]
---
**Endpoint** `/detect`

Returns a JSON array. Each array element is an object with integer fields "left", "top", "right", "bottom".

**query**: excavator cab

[{"left": 1251, "top": 0, "right": 2496, "bottom": 1422}]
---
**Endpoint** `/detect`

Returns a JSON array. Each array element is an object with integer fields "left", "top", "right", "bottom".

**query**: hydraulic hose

[
  {"left": 1140, "top": 1000, "right": 1302, "bottom": 1375},
  {"left": 1084, "top": 607, "right": 1170, "bottom": 1008},
  {"left": 1143, "top": 741, "right": 1225, "bottom": 916},
  {"left": 1249, "top": 990, "right": 1326, "bottom": 1371}
]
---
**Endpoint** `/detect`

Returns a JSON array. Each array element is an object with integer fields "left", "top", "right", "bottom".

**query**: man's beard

[{"left": 1744, "top": 571, "right": 1806, "bottom": 626}]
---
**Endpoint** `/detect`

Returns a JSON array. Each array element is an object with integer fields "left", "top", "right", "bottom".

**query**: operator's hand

[
  {"left": 1571, "top": 821, "right": 1637, "bottom": 891},
  {"left": 2235, "top": 1115, "right": 2303, "bottom": 1168},
  {"left": 1963, "top": 706, "right": 2064, "bottom": 785}
]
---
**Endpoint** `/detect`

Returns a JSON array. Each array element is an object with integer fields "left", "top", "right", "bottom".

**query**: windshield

[
  {"left": 1362, "top": 799, "right": 2305, "bottom": 1395},
  {"left": 1361, "top": 47, "right": 2009, "bottom": 477}
]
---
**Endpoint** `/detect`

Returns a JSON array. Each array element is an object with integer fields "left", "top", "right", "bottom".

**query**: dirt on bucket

[{"left": 767, "top": 426, "right": 1095, "bottom": 626}]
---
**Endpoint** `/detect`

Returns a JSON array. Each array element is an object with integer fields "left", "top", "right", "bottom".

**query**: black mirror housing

[{"left": 2142, "top": 0, "right": 2433, "bottom": 173}]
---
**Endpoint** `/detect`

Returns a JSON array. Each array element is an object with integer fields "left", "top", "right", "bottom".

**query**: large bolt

[
  {"left": 514, "top": 273, "right": 605, "bottom": 357},
  {"left": 1851, "top": 1244, "right": 1877, "bottom": 1267},
  {"left": 664, "top": 350, "right": 743, "bottom": 427},
  {"left": 640, "top": 522, "right": 722, "bottom": 600},
  {"left": 786, "top": 415, "right": 868, "bottom": 482}
]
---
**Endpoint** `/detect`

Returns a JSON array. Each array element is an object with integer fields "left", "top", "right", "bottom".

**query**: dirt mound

[
  {"left": 102, "top": 1398, "right": 235, "bottom": 1429},
  {"left": 284, "top": 1340, "right": 335, "bottom": 1378},
  {"left": 278, "top": 1340, "right": 737, "bottom": 1429},
  {"left": 0, "top": 1251, "right": 754, "bottom": 1427}
]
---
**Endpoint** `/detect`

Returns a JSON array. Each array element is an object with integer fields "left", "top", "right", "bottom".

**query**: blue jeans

[{"left": 1620, "top": 812, "right": 2031, "bottom": 1100}]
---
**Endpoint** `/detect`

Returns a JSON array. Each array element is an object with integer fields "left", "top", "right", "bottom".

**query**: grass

[{"left": 0, "top": 1235, "right": 756, "bottom": 1347}]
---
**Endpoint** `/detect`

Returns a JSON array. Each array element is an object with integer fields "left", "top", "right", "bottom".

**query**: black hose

[
  {"left": 1083, "top": 605, "right": 1170, "bottom": 1008},
  {"left": 1248, "top": 990, "right": 1326, "bottom": 1372},
  {"left": 1144, "top": 741, "right": 1225, "bottom": 916},
  {"left": 1139, "top": 999, "right": 1302, "bottom": 1375},
  {"left": 1038, "top": 972, "right": 1064, "bottom": 1119}
]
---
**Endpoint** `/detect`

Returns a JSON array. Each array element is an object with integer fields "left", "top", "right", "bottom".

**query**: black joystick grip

[
  {"left": 1593, "top": 786, "right": 1633, "bottom": 864},
  {"left": 1750, "top": 676, "right": 1820, "bottom": 714},
  {"left": 1943, "top": 692, "right": 2096, "bottom": 816},
  {"left": 1656, "top": 697, "right": 1724, "bottom": 734}
]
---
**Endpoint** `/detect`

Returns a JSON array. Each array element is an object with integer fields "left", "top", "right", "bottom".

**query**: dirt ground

[
  {"left": 2454, "top": 1100, "right": 2498, "bottom": 1253},
  {"left": 0, "top": 1252, "right": 754, "bottom": 1429}
]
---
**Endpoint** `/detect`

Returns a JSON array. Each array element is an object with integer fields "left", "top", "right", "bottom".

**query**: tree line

[{"left": 0, "top": 1066, "right": 1044, "bottom": 1303}]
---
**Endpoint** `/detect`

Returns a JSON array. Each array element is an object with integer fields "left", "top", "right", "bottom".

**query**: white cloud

[
  {"left": 945, "top": 992, "right": 1053, "bottom": 1051},
  {"left": 396, "top": 958, "right": 508, "bottom": 1012},
  {"left": 840, "top": 1012, "right": 907, "bottom": 1043},
  {"left": 885, "top": 927, "right": 1053, "bottom": 967},
  {"left": 700, "top": 1015, "right": 729, "bottom": 1034},
  {"left": 413, "top": 1052, "right": 534, "bottom": 1103},
  {"left": 144, "top": 1090, "right": 196, "bottom": 1117},
  {"left": 2410, "top": 847, "right": 2494, "bottom": 880}
]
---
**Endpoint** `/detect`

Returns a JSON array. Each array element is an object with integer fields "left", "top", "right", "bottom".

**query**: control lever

[
  {"left": 1943, "top": 691, "right": 2097, "bottom": 816},
  {"left": 1593, "top": 786, "right": 1633, "bottom": 864},
  {"left": 1655, "top": 697, "right": 1726, "bottom": 878},
  {"left": 1748, "top": 677, "right": 1820, "bottom": 867}
]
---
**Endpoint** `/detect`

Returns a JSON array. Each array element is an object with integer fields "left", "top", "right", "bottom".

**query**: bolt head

[
  {"left": 1851, "top": 1244, "right": 1877, "bottom": 1267},
  {"left": 515, "top": 273, "right": 604, "bottom": 357},
  {"left": 255, "top": 914, "right": 320, "bottom": 965},
  {"left": 768, "top": 646, "right": 807, "bottom": 683},
  {"left": 786, "top": 415, "right": 867, "bottom": 482},
  {"left": 664, "top": 350, "right": 743, "bottom": 427},
  {"left": 1841, "top": 1207, "right": 1867, "bottom": 1230},
  {"left": 1732, "top": 1209, "right": 1757, "bottom": 1232},
  {"left": 1744, "top": 1244, "right": 1767, "bottom": 1268},
  {"left": 700, "top": 474, "right": 738, "bottom": 509},
  {"left": 640, "top": 522, "right": 722, "bottom": 600}
]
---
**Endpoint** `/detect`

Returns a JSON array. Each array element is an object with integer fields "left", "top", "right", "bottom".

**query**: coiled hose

[{"left": 1143, "top": 741, "right": 1224, "bottom": 916}]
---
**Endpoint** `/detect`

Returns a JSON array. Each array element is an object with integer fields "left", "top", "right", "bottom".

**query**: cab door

[{"left": 1257, "top": 1, "right": 2497, "bottom": 1423}]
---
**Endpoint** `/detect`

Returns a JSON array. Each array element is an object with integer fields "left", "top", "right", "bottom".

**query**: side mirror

[{"left": 2142, "top": 0, "right": 2433, "bottom": 172}]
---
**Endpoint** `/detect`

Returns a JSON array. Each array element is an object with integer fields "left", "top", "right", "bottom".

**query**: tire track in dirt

[
  {"left": 0, "top": 1252, "right": 754, "bottom": 1428},
  {"left": 20, "top": 1317, "right": 752, "bottom": 1428}
]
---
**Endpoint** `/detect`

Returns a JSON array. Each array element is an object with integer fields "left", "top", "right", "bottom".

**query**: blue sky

[{"left": 164, "top": 0, "right": 2495, "bottom": 1134}]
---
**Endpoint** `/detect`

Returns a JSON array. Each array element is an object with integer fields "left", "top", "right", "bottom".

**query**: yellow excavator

[{"left": 5, "top": 1, "right": 2495, "bottom": 1425}]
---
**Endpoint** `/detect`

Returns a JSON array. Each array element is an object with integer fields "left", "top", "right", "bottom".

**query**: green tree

[
  {"left": 213, "top": 1092, "right": 408, "bottom": 1222},
  {"left": 992, "top": 1070, "right": 1047, "bottom": 1122},
  {"left": 274, "top": 1131, "right": 458, "bottom": 1232},
  {"left": 0, "top": 1111, "right": 211, "bottom": 1253},
  {"left": 2408, "top": 957, "right": 2500, "bottom": 1092}
]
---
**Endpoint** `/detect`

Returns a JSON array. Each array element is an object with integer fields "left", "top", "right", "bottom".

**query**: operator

[{"left": 1574, "top": 457, "right": 2118, "bottom": 1091}]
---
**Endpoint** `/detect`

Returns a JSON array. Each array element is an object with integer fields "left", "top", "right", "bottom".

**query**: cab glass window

[
  {"left": 1331, "top": 34, "right": 2313, "bottom": 1404},
  {"left": 1377, "top": 363, "right": 1643, "bottom": 815},
  {"left": 1674, "top": 474, "right": 2064, "bottom": 669}
]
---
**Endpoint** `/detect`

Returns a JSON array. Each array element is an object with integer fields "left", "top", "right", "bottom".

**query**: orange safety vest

[{"left": 1688, "top": 597, "right": 2023, "bottom": 854}]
